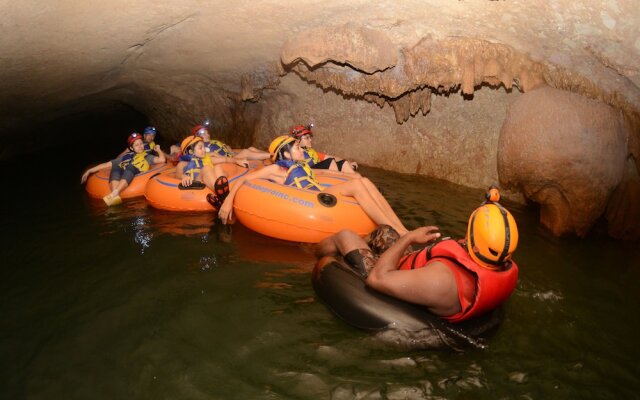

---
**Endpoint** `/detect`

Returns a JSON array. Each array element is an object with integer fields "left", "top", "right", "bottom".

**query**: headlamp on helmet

[
  {"left": 143, "top": 126, "right": 157, "bottom": 136},
  {"left": 191, "top": 124, "right": 209, "bottom": 137},
  {"left": 127, "top": 132, "right": 142, "bottom": 148},
  {"left": 289, "top": 124, "right": 313, "bottom": 139}
]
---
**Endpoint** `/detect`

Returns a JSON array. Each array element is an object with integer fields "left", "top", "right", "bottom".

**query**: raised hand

[{"left": 405, "top": 226, "right": 441, "bottom": 245}]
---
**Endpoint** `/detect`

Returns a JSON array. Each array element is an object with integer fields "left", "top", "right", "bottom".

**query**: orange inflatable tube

[
  {"left": 233, "top": 172, "right": 377, "bottom": 243},
  {"left": 85, "top": 163, "right": 171, "bottom": 199},
  {"left": 144, "top": 163, "right": 256, "bottom": 212}
]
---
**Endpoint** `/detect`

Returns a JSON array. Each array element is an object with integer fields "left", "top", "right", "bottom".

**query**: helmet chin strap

[
  {"left": 469, "top": 202, "right": 511, "bottom": 267},
  {"left": 493, "top": 202, "right": 511, "bottom": 264}
]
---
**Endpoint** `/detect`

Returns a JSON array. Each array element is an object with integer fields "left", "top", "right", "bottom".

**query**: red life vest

[{"left": 397, "top": 239, "right": 519, "bottom": 323}]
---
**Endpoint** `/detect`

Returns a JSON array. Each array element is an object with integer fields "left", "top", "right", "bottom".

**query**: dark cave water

[{"left": 1, "top": 143, "right": 639, "bottom": 399}]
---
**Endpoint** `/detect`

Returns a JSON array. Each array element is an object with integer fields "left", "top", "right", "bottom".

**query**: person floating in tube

[
  {"left": 177, "top": 135, "right": 232, "bottom": 210},
  {"left": 81, "top": 132, "right": 166, "bottom": 206},
  {"left": 192, "top": 121, "right": 270, "bottom": 166},
  {"left": 289, "top": 124, "right": 358, "bottom": 174},
  {"left": 117, "top": 126, "right": 159, "bottom": 157},
  {"left": 216, "top": 135, "right": 409, "bottom": 235},
  {"left": 315, "top": 187, "right": 519, "bottom": 322},
  {"left": 169, "top": 120, "right": 271, "bottom": 166}
]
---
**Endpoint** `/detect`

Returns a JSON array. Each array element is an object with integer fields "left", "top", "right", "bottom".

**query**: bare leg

[
  {"left": 316, "top": 230, "right": 378, "bottom": 277},
  {"left": 103, "top": 179, "right": 129, "bottom": 205},
  {"left": 359, "top": 177, "right": 406, "bottom": 232},
  {"left": 200, "top": 164, "right": 225, "bottom": 190},
  {"left": 235, "top": 148, "right": 270, "bottom": 161},
  {"left": 110, "top": 179, "right": 129, "bottom": 196},
  {"left": 339, "top": 160, "right": 356, "bottom": 174},
  {"left": 248, "top": 147, "right": 270, "bottom": 159},
  {"left": 327, "top": 159, "right": 339, "bottom": 171},
  {"left": 325, "top": 180, "right": 407, "bottom": 235},
  {"left": 316, "top": 229, "right": 369, "bottom": 258}
]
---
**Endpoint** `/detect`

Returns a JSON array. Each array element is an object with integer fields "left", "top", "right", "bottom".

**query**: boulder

[{"left": 498, "top": 87, "right": 627, "bottom": 236}]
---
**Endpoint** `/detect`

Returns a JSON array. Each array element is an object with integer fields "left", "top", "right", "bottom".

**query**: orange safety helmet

[
  {"left": 268, "top": 135, "right": 296, "bottom": 162},
  {"left": 466, "top": 201, "right": 519, "bottom": 270},
  {"left": 180, "top": 135, "right": 203, "bottom": 154},
  {"left": 127, "top": 132, "right": 143, "bottom": 148},
  {"left": 289, "top": 124, "right": 312, "bottom": 139}
]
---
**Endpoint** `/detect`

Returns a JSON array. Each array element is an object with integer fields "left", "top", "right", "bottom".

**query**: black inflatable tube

[{"left": 312, "top": 256, "right": 502, "bottom": 350}]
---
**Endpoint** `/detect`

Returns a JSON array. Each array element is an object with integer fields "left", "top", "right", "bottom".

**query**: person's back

[
  {"left": 316, "top": 187, "right": 520, "bottom": 323},
  {"left": 395, "top": 234, "right": 518, "bottom": 322}
]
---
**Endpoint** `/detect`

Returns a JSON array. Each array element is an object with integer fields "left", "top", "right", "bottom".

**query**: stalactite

[{"left": 280, "top": 31, "right": 555, "bottom": 121}]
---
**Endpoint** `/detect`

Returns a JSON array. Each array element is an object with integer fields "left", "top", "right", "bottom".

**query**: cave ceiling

[{"left": 1, "top": 0, "right": 639, "bottom": 152}]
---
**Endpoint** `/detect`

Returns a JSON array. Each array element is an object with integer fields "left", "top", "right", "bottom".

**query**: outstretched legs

[
  {"left": 234, "top": 148, "right": 270, "bottom": 161},
  {"left": 324, "top": 178, "right": 408, "bottom": 235}
]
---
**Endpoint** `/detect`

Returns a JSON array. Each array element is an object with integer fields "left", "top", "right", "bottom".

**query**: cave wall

[
  {"left": 251, "top": 74, "right": 519, "bottom": 190},
  {"left": 1, "top": 0, "right": 639, "bottom": 238}
]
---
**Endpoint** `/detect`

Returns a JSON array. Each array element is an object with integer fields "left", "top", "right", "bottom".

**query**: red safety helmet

[
  {"left": 127, "top": 132, "right": 143, "bottom": 148},
  {"left": 191, "top": 125, "right": 209, "bottom": 137},
  {"left": 289, "top": 124, "right": 312, "bottom": 139}
]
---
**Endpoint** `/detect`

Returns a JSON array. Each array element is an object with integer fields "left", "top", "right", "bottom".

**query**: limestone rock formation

[
  {"left": 498, "top": 87, "right": 627, "bottom": 237},
  {"left": 281, "top": 26, "right": 398, "bottom": 74},
  {"left": 283, "top": 34, "right": 547, "bottom": 124}
]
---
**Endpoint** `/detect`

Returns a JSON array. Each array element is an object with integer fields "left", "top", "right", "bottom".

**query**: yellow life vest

[
  {"left": 119, "top": 152, "right": 151, "bottom": 172},
  {"left": 284, "top": 162, "right": 323, "bottom": 191},
  {"left": 303, "top": 147, "right": 321, "bottom": 165}
]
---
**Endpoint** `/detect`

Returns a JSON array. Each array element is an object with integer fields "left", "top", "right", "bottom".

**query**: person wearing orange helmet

[
  {"left": 216, "top": 135, "right": 408, "bottom": 235},
  {"left": 314, "top": 188, "right": 520, "bottom": 322},
  {"left": 81, "top": 132, "right": 166, "bottom": 205},
  {"left": 289, "top": 124, "right": 358, "bottom": 174}
]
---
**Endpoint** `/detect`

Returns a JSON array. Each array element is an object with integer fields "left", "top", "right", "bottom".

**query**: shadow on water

[{"left": 1, "top": 152, "right": 639, "bottom": 399}]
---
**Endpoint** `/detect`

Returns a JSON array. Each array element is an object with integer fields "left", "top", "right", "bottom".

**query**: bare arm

[
  {"left": 231, "top": 156, "right": 249, "bottom": 168},
  {"left": 175, "top": 161, "right": 187, "bottom": 179},
  {"left": 80, "top": 161, "right": 112, "bottom": 184},
  {"left": 366, "top": 227, "right": 446, "bottom": 306},
  {"left": 218, "top": 164, "right": 285, "bottom": 223},
  {"left": 151, "top": 145, "right": 166, "bottom": 164},
  {"left": 208, "top": 155, "right": 232, "bottom": 165}
]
